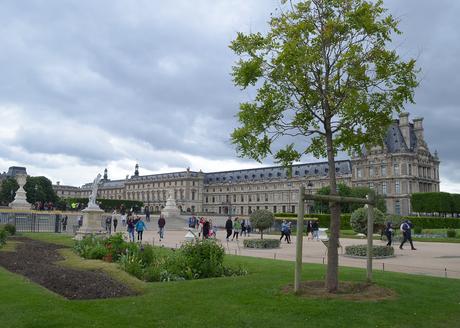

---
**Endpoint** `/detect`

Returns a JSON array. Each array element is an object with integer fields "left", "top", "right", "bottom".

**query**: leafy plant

[
  {"left": 345, "top": 245, "right": 394, "bottom": 258},
  {"left": 3, "top": 224, "right": 16, "bottom": 236},
  {"left": 180, "top": 239, "right": 225, "bottom": 279},
  {"left": 243, "top": 239, "right": 280, "bottom": 249},
  {"left": 447, "top": 229, "right": 457, "bottom": 238},
  {"left": 350, "top": 207, "right": 385, "bottom": 236},
  {"left": 250, "top": 210, "right": 274, "bottom": 239}
]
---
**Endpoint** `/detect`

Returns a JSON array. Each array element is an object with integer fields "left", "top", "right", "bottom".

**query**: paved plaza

[{"left": 117, "top": 225, "right": 460, "bottom": 280}]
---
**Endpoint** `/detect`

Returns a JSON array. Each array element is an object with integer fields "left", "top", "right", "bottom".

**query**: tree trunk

[{"left": 325, "top": 122, "right": 341, "bottom": 293}]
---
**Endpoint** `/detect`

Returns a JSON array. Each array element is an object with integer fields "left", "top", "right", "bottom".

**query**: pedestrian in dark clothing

[
  {"left": 280, "top": 220, "right": 289, "bottom": 243},
  {"left": 113, "top": 216, "right": 118, "bottom": 232},
  {"left": 203, "top": 220, "right": 210, "bottom": 239},
  {"left": 312, "top": 220, "right": 319, "bottom": 241},
  {"left": 241, "top": 219, "right": 246, "bottom": 237},
  {"left": 158, "top": 215, "right": 166, "bottom": 240},
  {"left": 306, "top": 220, "right": 313, "bottom": 240},
  {"left": 145, "top": 207, "right": 151, "bottom": 222},
  {"left": 399, "top": 220, "right": 416, "bottom": 250},
  {"left": 385, "top": 222, "right": 393, "bottom": 246},
  {"left": 105, "top": 216, "right": 112, "bottom": 234},
  {"left": 127, "top": 217, "right": 135, "bottom": 242},
  {"left": 61, "top": 215, "right": 68, "bottom": 232},
  {"left": 225, "top": 217, "right": 233, "bottom": 241}
]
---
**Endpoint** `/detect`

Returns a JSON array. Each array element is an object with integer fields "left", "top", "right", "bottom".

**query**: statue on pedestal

[{"left": 88, "top": 173, "right": 102, "bottom": 209}]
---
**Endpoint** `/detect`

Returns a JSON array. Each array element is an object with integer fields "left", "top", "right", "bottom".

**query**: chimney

[
  {"left": 399, "top": 112, "right": 410, "bottom": 149},
  {"left": 413, "top": 117, "right": 424, "bottom": 143}
]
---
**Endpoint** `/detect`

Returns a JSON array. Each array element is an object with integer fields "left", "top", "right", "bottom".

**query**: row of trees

[
  {"left": 411, "top": 192, "right": 460, "bottom": 216},
  {"left": 0, "top": 176, "right": 58, "bottom": 206},
  {"left": 314, "top": 184, "right": 386, "bottom": 214}
]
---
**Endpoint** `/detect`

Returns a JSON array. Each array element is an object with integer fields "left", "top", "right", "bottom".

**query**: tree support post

[
  {"left": 366, "top": 193, "right": 375, "bottom": 283},
  {"left": 294, "top": 186, "right": 305, "bottom": 293}
]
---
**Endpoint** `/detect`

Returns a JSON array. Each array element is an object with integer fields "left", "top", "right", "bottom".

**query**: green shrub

[
  {"left": 3, "top": 224, "right": 16, "bottom": 236},
  {"left": 350, "top": 207, "right": 385, "bottom": 236},
  {"left": 74, "top": 234, "right": 105, "bottom": 259},
  {"left": 243, "top": 239, "right": 280, "bottom": 249},
  {"left": 345, "top": 245, "right": 394, "bottom": 257},
  {"left": 88, "top": 244, "right": 108, "bottom": 259},
  {"left": 447, "top": 229, "right": 457, "bottom": 238},
  {"left": 180, "top": 239, "right": 225, "bottom": 279},
  {"left": 0, "top": 228, "right": 7, "bottom": 246},
  {"left": 414, "top": 226, "right": 422, "bottom": 234},
  {"left": 118, "top": 253, "right": 144, "bottom": 279},
  {"left": 103, "top": 233, "right": 129, "bottom": 261}
]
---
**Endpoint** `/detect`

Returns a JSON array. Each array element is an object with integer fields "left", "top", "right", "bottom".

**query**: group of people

[
  {"left": 280, "top": 219, "right": 320, "bottom": 244},
  {"left": 224, "top": 217, "right": 251, "bottom": 241},
  {"left": 188, "top": 215, "right": 217, "bottom": 239},
  {"left": 384, "top": 219, "right": 417, "bottom": 250}
]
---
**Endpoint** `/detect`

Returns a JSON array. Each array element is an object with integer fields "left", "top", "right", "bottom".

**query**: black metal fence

[{"left": 0, "top": 211, "right": 110, "bottom": 233}]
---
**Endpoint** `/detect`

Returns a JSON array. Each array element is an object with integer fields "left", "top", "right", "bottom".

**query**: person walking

[
  {"left": 384, "top": 221, "right": 393, "bottom": 246},
  {"left": 61, "top": 215, "right": 68, "bottom": 232},
  {"left": 225, "top": 217, "right": 233, "bottom": 241},
  {"left": 285, "top": 222, "right": 292, "bottom": 244},
  {"left": 232, "top": 217, "right": 241, "bottom": 241},
  {"left": 112, "top": 212, "right": 118, "bottom": 233},
  {"left": 246, "top": 219, "right": 251, "bottom": 237},
  {"left": 306, "top": 220, "right": 313, "bottom": 240},
  {"left": 399, "top": 220, "right": 416, "bottom": 250},
  {"left": 135, "top": 217, "right": 147, "bottom": 242},
  {"left": 120, "top": 204, "right": 127, "bottom": 227},
  {"left": 312, "top": 220, "right": 319, "bottom": 241},
  {"left": 145, "top": 206, "right": 151, "bottom": 222},
  {"left": 127, "top": 216, "right": 135, "bottom": 242},
  {"left": 203, "top": 219, "right": 210, "bottom": 240},
  {"left": 105, "top": 216, "right": 112, "bottom": 234},
  {"left": 280, "top": 220, "right": 289, "bottom": 243},
  {"left": 158, "top": 215, "right": 166, "bottom": 241},
  {"left": 241, "top": 219, "right": 246, "bottom": 237}
]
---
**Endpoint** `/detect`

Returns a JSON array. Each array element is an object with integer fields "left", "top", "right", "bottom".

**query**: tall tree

[
  {"left": 230, "top": 0, "right": 418, "bottom": 292},
  {"left": 0, "top": 178, "right": 19, "bottom": 205},
  {"left": 24, "top": 176, "right": 58, "bottom": 204}
]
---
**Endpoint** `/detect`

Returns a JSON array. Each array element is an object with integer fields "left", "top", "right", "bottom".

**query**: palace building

[{"left": 51, "top": 113, "right": 439, "bottom": 216}]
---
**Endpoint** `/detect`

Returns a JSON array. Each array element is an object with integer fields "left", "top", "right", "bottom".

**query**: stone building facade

[
  {"left": 351, "top": 113, "right": 440, "bottom": 215},
  {"left": 49, "top": 113, "right": 438, "bottom": 216}
]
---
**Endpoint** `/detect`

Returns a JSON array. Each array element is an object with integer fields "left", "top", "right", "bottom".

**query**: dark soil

[
  {"left": 0, "top": 237, "right": 137, "bottom": 300},
  {"left": 282, "top": 280, "right": 397, "bottom": 301}
]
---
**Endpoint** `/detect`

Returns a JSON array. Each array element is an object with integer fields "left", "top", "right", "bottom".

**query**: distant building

[
  {"left": 26, "top": 113, "right": 437, "bottom": 217},
  {"left": 0, "top": 166, "right": 27, "bottom": 183}
]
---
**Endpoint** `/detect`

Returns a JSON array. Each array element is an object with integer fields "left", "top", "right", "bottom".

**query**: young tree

[
  {"left": 0, "top": 178, "right": 19, "bottom": 205},
  {"left": 250, "top": 209, "right": 275, "bottom": 239},
  {"left": 230, "top": 0, "right": 418, "bottom": 292}
]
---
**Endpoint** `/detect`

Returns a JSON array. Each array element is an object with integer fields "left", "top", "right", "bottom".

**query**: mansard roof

[{"left": 203, "top": 160, "right": 351, "bottom": 184}]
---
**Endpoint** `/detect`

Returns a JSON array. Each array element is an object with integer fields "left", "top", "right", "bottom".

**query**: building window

[
  {"left": 282, "top": 205, "right": 286, "bottom": 213},
  {"left": 395, "top": 200, "right": 401, "bottom": 215},
  {"left": 382, "top": 182, "right": 387, "bottom": 195},
  {"left": 265, "top": 193, "right": 268, "bottom": 202},
  {"left": 248, "top": 206, "right": 252, "bottom": 214},
  {"left": 381, "top": 165, "right": 387, "bottom": 177},
  {"left": 395, "top": 181, "right": 400, "bottom": 194},
  {"left": 393, "top": 163, "right": 399, "bottom": 176},
  {"left": 212, "top": 197, "right": 215, "bottom": 203},
  {"left": 357, "top": 167, "right": 363, "bottom": 178},
  {"left": 291, "top": 205, "right": 295, "bottom": 213},
  {"left": 248, "top": 195, "right": 252, "bottom": 202},
  {"left": 273, "top": 206, "right": 277, "bottom": 213},
  {"left": 192, "top": 191, "right": 195, "bottom": 201},
  {"left": 369, "top": 166, "right": 375, "bottom": 177},
  {"left": 408, "top": 164, "right": 412, "bottom": 176}
]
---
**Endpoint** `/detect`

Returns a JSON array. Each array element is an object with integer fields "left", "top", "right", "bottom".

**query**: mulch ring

[
  {"left": 282, "top": 280, "right": 397, "bottom": 301},
  {"left": 0, "top": 236, "right": 137, "bottom": 300}
]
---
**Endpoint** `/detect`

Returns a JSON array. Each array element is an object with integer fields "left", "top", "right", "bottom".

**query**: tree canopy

[{"left": 230, "top": 0, "right": 418, "bottom": 292}]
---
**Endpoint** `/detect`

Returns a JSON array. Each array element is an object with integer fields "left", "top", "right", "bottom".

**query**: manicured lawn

[{"left": 0, "top": 233, "right": 459, "bottom": 327}]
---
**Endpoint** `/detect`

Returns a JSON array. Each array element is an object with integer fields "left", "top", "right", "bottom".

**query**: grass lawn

[{"left": 0, "top": 233, "right": 459, "bottom": 328}]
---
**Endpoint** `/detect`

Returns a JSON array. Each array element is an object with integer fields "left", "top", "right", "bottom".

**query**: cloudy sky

[{"left": 0, "top": 0, "right": 458, "bottom": 192}]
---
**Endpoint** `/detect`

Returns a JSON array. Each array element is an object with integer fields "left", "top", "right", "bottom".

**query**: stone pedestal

[
  {"left": 74, "top": 205, "right": 107, "bottom": 240},
  {"left": 161, "top": 192, "right": 181, "bottom": 220},
  {"left": 9, "top": 174, "right": 31, "bottom": 210}
]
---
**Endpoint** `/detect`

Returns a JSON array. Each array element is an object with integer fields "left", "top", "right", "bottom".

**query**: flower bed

[
  {"left": 74, "top": 233, "right": 247, "bottom": 282},
  {"left": 243, "top": 239, "right": 280, "bottom": 249},
  {"left": 345, "top": 245, "right": 394, "bottom": 258}
]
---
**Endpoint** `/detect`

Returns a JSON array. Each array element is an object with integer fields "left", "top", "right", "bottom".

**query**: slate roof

[{"left": 203, "top": 160, "right": 352, "bottom": 184}]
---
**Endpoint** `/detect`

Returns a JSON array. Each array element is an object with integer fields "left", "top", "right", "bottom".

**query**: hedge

[
  {"left": 274, "top": 213, "right": 352, "bottom": 230},
  {"left": 345, "top": 245, "right": 394, "bottom": 258},
  {"left": 61, "top": 198, "right": 144, "bottom": 212},
  {"left": 401, "top": 216, "right": 460, "bottom": 229},
  {"left": 411, "top": 192, "right": 460, "bottom": 214},
  {"left": 243, "top": 239, "right": 280, "bottom": 249}
]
